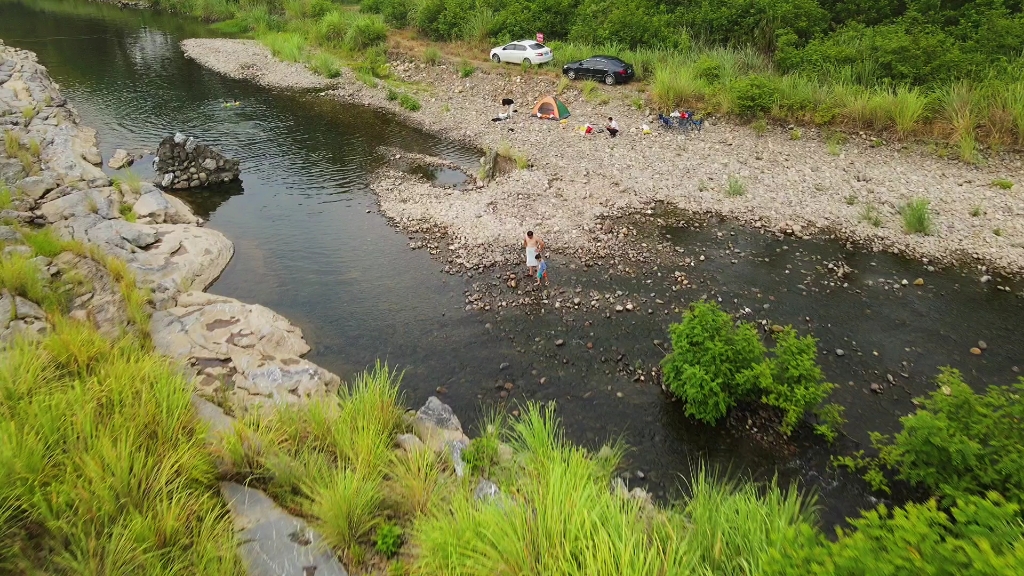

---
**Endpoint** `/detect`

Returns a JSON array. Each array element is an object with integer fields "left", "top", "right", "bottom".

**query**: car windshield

[
  {"left": 601, "top": 58, "right": 626, "bottom": 67},
  {"left": 529, "top": 43, "right": 545, "bottom": 50}
]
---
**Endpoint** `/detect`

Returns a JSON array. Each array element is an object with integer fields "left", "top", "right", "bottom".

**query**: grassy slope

[{"left": 0, "top": 227, "right": 239, "bottom": 574}]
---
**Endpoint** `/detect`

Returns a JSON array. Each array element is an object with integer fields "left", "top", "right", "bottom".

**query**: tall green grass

[
  {"left": 900, "top": 198, "right": 934, "bottom": 235},
  {"left": 258, "top": 31, "right": 307, "bottom": 62},
  {"left": 223, "top": 362, "right": 404, "bottom": 555},
  {"left": 0, "top": 319, "right": 239, "bottom": 574},
  {"left": 409, "top": 403, "right": 817, "bottom": 576}
]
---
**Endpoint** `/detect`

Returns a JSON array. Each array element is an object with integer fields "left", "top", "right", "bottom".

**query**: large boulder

[
  {"left": 38, "top": 188, "right": 119, "bottom": 222},
  {"left": 132, "top": 184, "right": 200, "bottom": 225},
  {"left": 413, "top": 396, "right": 470, "bottom": 452},
  {"left": 150, "top": 291, "right": 340, "bottom": 409},
  {"left": 154, "top": 133, "right": 240, "bottom": 190}
]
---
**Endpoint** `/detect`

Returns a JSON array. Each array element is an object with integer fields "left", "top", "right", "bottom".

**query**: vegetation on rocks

[
  {"left": 660, "top": 301, "right": 843, "bottom": 439},
  {"left": 0, "top": 258, "right": 237, "bottom": 573}
]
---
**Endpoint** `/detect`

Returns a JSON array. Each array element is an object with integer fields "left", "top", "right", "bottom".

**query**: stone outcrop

[
  {"left": 221, "top": 482, "right": 348, "bottom": 576},
  {"left": 150, "top": 291, "right": 341, "bottom": 409},
  {"left": 132, "top": 183, "right": 201, "bottom": 225},
  {"left": 154, "top": 132, "right": 240, "bottom": 190},
  {"left": 0, "top": 291, "right": 49, "bottom": 345}
]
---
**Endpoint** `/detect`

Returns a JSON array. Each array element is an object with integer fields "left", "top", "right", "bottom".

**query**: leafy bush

[
  {"left": 380, "top": 0, "right": 413, "bottom": 28},
  {"left": 375, "top": 522, "right": 403, "bottom": 558},
  {"left": 345, "top": 15, "right": 388, "bottom": 51},
  {"left": 732, "top": 75, "right": 778, "bottom": 117},
  {"left": 661, "top": 302, "right": 841, "bottom": 438},
  {"left": 458, "top": 59, "right": 476, "bottom": 77},
  {"left": 765, "top": 493, "right": 1024, "bottom": 575},
  {"left": 661, "top": 302, "right": 768, "bottom": 425},
  {"left": 872, "top": 368, "right": 1024, "bottom": 507}
]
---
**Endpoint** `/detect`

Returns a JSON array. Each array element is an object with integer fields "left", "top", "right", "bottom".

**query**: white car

[{"left": 490, "top": 40, "right": 553, "bottom": 65}]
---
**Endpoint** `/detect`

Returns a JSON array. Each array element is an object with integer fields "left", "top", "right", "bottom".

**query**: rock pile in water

[{"left": 154, "top": 132, "right": 240, "bottom": 189}]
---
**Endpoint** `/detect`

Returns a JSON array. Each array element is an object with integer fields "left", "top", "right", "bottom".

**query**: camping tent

[{"left": 532, "top": 96, "right": 570, "bottom": 120}]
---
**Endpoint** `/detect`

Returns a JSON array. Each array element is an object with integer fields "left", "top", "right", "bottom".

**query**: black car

[{"left": 562, "top": 56, "right": 635, "bottom": 85}]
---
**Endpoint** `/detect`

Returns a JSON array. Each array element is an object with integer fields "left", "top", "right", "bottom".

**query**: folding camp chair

[{"left": 658, "top": 114, "right": 676, "bottom": 129}]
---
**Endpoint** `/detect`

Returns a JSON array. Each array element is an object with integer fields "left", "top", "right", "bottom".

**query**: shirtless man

[{"left": 524, "top": 231, "right": 545, "bottom": 276}]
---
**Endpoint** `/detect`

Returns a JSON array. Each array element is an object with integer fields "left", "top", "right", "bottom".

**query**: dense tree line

[{"left": 363, "top": 0, "right": 1024, "bottom": 86}]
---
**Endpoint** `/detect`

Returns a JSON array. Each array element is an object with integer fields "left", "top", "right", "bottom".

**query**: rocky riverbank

[
  {"left": 180, "top": 37, "right": 1024, "bottom": 277},
  {"left": 5, "top": 37, "right": 563, "bottom": 575}
]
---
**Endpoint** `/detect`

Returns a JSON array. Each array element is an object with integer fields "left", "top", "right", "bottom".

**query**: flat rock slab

[
  {"left": 151, "top": 291, "right": 340, "bottom": 409},
  {"left": 221, "top": 482, "right": 347, "bottom": 576}
]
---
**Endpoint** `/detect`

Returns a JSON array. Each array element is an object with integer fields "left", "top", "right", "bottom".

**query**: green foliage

[
  {"left": 759, "top": 328, "right": 836, "bottom": 435},
  {"left": 411, "top": 402, "right": 820, "bottom": 576},
  {"left": 859, "top": 203, "right": 883, "bottom": 227},
  {"left": 4, "top": 130, "right": 20, "bottom": 157},
  {"left": 0, "top": 320, "right": 240, "bottom": 574},
  {"left": 345, "top": 15, "right": 388, "bottom": 51},
  {"left": 873, "top": 368, "right": 1024, "bottom": 507},
  {"left": 309, "top": 52, "right": 343, "bottom": 78},
  {"left": 992, "top": 178, "right": 1015, "bottom": 190},
  {"left": 732, "top": 75, "right": 778, "bottom": 117},
  {"left": 765, "top": 494, "right": 1024, "bottom": 575},
  {"left": 661, "top": 302, "right": 840, "bottom": 438},
  {"left": 899, "top": 197, "right": 933, "bottom": 235},
  {"left": 118, "top": 202, "right": 138, "bottom": 222},
  {"left": 789, "top": 127, "right": 802, "bottom": 139},
  {"left": 121, "top": 167, "right": 143, "bottom": 195},
  {"left": 457, "top": 59, "right": 476, "bottom": 78},
  {"left": 0, "top": 186, "right": 11, "bottom": 211},
  {"left": 375, "top": 522, "right": 403, "bottom": 558},
  {"left": 660, "top": 302, "right": 767, "bottom": 425},
  {"left": 21, "top": 227, "right": 64, "bottom": 258},
  {"left": 259, "top": 31, "right": 307, "bottom": 62},
  {"left": 726, "top": 174, "right": 746, "bottom": 196},
  {"left": 422, "top": 46, "right": 443, "bottom": 65},
  {"left": 0, "top": 251, "right": 69, "bottom": 314},
  {"left": 380, "top": 0, "right": 414, "bottom": 28},
  {"left": 751, "top": 117, "right": 768, "bottom": 135},
  {"left": 223, "top": 363, "right": 404, "bottom": 552},
  {"left": 398, "top": 93, "right": 421, "bottom": 111}
]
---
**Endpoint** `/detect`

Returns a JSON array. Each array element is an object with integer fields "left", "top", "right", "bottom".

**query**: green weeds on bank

[
  {"left": 899, "top": 197, "right": 934, "bottom": 235},
  {"left": 0, "top": 318, "right": 239, "bottom": 574}
]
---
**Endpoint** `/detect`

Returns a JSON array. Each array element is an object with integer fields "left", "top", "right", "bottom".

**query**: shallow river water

[{"left": 3, "top": 0, "right": 1022, "bottom": 527}]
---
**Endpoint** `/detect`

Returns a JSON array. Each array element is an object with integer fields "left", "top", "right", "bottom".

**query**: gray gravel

[{"left": 182, "top": 38, "right": 1024, "bottom": 275}]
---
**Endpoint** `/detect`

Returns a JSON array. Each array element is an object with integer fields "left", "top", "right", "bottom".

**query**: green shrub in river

[
  {"left": 661, "top": 301, "right": 841, "bottom": 439},
  {"left": 765, "top": 492, "right": 1024, "bottom": 575},
  {"left": 869, "top": 368, "right": 1024, "bottom": 506}
]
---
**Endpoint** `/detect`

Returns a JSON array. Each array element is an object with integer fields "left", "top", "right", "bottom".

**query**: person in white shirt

[{"left": 606, "top": 117, "right": 619, "bottom": 138}]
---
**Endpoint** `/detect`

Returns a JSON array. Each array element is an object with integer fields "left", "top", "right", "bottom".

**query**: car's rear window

[{"left": 529, "top": 43, "right": 545, "bottom": 50}]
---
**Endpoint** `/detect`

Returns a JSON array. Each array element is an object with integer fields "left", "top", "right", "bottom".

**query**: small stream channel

[{"left": 4, "top": 0, "right": 1022, "bottom": 528}]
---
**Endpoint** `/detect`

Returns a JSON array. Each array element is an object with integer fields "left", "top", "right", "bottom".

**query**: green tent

[{"left": 532, "top": 95, "right": 571, "bottom": 120}]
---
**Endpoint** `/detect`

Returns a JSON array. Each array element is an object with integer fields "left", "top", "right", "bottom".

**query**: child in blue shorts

[{"left": 535, "top": 253, "right": 549, "bottom": 286}]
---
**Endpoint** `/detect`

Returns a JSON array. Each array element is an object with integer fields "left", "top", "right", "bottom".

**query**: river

[{"left": 3, "top": 0, "right": 1022, "bottom": 528}]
